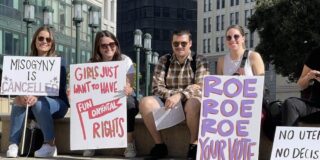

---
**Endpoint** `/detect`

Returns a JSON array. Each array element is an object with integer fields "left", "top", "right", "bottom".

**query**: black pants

[
  {"left": 127, "top": 95, "right": 139, "bottom": 132},
  {"left": 282, "top": 97, "right": 320, "bottom": 126}
]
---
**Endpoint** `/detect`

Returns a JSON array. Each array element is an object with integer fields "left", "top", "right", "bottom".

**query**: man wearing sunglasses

[{"left": 139, "top": 29, "right": 209, "bottom": 159}]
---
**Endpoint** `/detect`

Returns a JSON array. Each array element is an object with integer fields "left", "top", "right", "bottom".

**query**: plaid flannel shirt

[{"left": 152, "top": 52, "right": 209, "bottom": 101}]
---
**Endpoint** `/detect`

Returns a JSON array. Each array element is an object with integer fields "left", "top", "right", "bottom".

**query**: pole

[
  {"left": 76, "top": 22, "right": 81, "bottom": 63},
  {"left": 135, "top": 47, "right": 140, "bottom": 100},
  {"left": 145, "top": 51, "right": 151, "bottom": 96},
  {"left": 26, "top": 22, "right": 32, "bottom": 55},
  {"left": 20, "top": 104, "right": 29, "bottom": 155},
  {"left": 91, "top": 27, "right": 96, "bottom": 54}
]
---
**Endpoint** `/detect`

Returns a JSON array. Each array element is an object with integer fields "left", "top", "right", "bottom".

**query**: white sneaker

[
  {"left": 124, "top": 142, "right": 137, "bottom": 158},
  {"left": 6, "top": 144, "right": 18, "bottom": 158},
  {"left": 34, "top": 144, "right": 57, "bottom": 158},
  {"left": 83, "top": 150, "right": 95, "bottom": 157}
]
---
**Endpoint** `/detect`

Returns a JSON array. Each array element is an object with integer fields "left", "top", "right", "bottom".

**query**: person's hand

[
  {"left": 124, "top": 85, "right": 133, "bottom": 96},
  {"left": 26, "top": 96, "right": 38, "bottom": 106},
  {"left": 306, "top": 70, "right": 320, "bottom": 82},
  {"left": 164, "top": 93, "right": 182, "bottom": 109}
]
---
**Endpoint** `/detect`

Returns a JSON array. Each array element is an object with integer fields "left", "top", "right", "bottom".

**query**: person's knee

[
  {"left": 283, "top": 98, "right": 299, "bottom": 112},
  {"left": 139, "top": 96, "right": 155, "bottom": 113},
  {"left": 184, "top": 98, "right": 201, "bottom": 115}
]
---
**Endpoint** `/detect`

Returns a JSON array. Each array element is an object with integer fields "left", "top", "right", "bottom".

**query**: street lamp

[
  {"left": 72, "top": 0, "right": 83, "bottom": 64},
  {"left": 133, "top": 29, "right": 142, "bottom": 100},
  {"left": 23, "top": 0, "right": 35, "bottom": 55},
  {"left": 89, "top": 6, "right": 100, "bottom": 53},
  {"left": 143, "top": 33, "right": 152, "bottom": 96},
  {"left": 43, "top": 6, "right": 54, "bottom": 28}
]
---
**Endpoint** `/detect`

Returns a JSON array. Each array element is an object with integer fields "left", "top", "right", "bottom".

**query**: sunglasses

[
  {"left": 226, "top": 34, "right": 241, "bottom": 41},
  {"left": 37, "top": 36, "right": 52, "bottom": 43},
  {"left": 100, "top": 42, "right": 116, "bottom": 49},
  {"left": 172, "top": 41, "right": 188, "bottom": 48}
]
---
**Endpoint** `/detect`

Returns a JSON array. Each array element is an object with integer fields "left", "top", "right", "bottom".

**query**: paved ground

[{"left": 0, "top": 152, "right": 184, "bottom": 160}]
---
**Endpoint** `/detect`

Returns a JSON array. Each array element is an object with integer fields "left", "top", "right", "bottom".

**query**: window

[
  {"left": 203, "top": 39, "right": 206, "bottom": 53},
  {"left": 250, "top": 32, "right": 254, "bottom": 48},
  {"left": 235, "top": 12, "right": 239, "bottom": 24},
  {"left": 154, "top": 29, "right": 160, "bottom": 40},
  {"left": 4, "top": 32, "right": 19, "bottom": 56},
  {"left": 230, "top": 0, "right": 234, "bottom": 6},
  {"left": 222, "top": 0, "right": 225, "bottom": 8},
  {"left": 216, "top": 37, "right": 220, "bottom": 52},
  {"left": 245, "top": 10, "right": 249, "bottom": 26},
  {"left": 163, "top": 7, "right": 170, "bottom": 17},
  {"left": 207, "top": 38, "right": 211, "bottom": 53},
  {"left": 111, "top": 0, "right": 115, "bottom": 22},
  {"left": 154, "top": 7, "right": 160, "bottom": 16},
  {"left": 217, "top": 0, "right": 220, "bottom": 9},
  {"left": 208, "top": 17, "right": 211, "bottom": 33},
  {"left": 236, "top": 0, "right": 239, "bottom": 5},
  {"left": 221, "top": 15, "right": 225, "bottom": 30},
  {"left": 220, "top": 37, "right": 224, "bottom": 51},
  {"left": 208, "top": 0, "right": 212, "bottom": 11},
  {"left": 203, "top": 18, "right": 207, "bottom": 33},
  {"left": 216, "top": 16, "right": 220, "bottom": 31},
  {"left": 177, "top": 8, "right": 184, "bottom": 19},
  {"left": 245, "top": 0, "right": 249, "bottom": 3},
  {"left": 204, "top": 0, "right": 207, "bottom": 12},
  {"left": 230, "top": 13, "right": 234, "bottom": 25}
]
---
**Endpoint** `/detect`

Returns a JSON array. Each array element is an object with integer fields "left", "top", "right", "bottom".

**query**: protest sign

[
  {"left": 70, "top": 61, "right": 127, "bottom": 150},
  {"left": 197, "top": 75, "right": 264, "bottom": 160},
  {"left": 0, "top": 56, "right": 61, "bottom": 96},
  {"left": 271, "top": 126, "right": 320, "bottom": 160}
]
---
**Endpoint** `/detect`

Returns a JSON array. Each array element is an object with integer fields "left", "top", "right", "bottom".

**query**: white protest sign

[
  {"left": 70, "top": 61, "right": 127, "bottom": 150},
  {"left": 153, "top": 101, "right": 185, "bottom": 130},
  {"left": 271, "top": 126, "right": 320, "bottom": 160},
  {"left": 197, "top": 75, "right": 264, "bottom": 160},
  {"left": 0, "top": 56, "right": 61, "bottom": 96}
]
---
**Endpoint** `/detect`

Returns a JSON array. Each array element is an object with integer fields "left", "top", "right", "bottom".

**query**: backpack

[{"left": 164, "top": 52, "right": 197, "bottom": 84}]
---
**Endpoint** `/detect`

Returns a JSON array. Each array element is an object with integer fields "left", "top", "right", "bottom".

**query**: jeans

[
  {"left": 9, "top": 96, "right": 68, "bottom": 144},
  {"left": 282, "top": 97, "right": 320, "bottom": 126},
  {"left": 127, "top": 95, "right": 139, "bottom": 132}
]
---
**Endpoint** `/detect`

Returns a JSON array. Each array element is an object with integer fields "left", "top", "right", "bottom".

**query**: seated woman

[{"left": 6, "top": 26, "right": 69, "bottom": 158}]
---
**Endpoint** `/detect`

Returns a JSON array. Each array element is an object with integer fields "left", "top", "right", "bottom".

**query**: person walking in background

[
  {"left": 82, "top": 30, "right": 139, "bottom": 158},
  {"left": 217, "top": 24, "right": 265, "bottom": 76},
  {"left": 282, "top": 47, "right": 320, "bottom": 126},
  {"left": 6, "top": 26, "right": 69, "bottom": 158},
  {"left": 139, "top": 29, "right": 209, "bottom": 160}
]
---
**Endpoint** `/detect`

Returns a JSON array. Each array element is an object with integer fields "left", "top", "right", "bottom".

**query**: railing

[{"left": 0, "top": 4, "right": 21, "bottom": 20}]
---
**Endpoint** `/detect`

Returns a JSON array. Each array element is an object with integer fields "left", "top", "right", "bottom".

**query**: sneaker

[
  {"left": 187, "top": 144, "right": 197, "bottom": 160},
  {"left": 124, "top": 142, "right": 137, "bottom": 158},
  {"left": 83, "top": 150, "right": 95, "bottom": 157},
  {"left": 34, "top": 144, "right": 57, "bottom": 158},
  {"left": 150, "top": 143, "right": 168, "bottom": 158},
  {"left": 6, "top": 144, "right": 18, "bottom": 158}
]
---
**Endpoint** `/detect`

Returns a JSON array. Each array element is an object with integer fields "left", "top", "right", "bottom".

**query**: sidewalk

[{"left": 0, "top": 153, "right": 184, "bottom": 160}]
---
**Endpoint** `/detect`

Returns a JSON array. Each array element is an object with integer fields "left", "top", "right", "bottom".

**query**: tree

[{"left": 248, "top": 0, "right": 320, "bottom": 82}]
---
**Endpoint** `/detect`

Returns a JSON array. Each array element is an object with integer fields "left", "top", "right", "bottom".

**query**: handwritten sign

[
  {"left": 70, "top": 61, "right": 127, "bottom": 150},
  {"left": 271, "top": 126, "right": 320, "bottom": 160},
  {"left": 197, "top": 75, "right": 264, "bottom": 160},
  {"left": 0, "top": 56, "right": 61, "bottom": 96}
]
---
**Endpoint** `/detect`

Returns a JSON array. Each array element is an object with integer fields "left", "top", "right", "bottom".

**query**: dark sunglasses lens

[
  {"left": 38, "top": 36, "right": 44, "bottom": 41},
  {"left": 46, "top": 38, "right": 52, "bottom": 43},
  {"left": 109, "top": 42, "right": 116, "bottom": 48},
  {"left": 173, "top": 42, "right": 188, "bottom": 47},
  {"left": 234, "top": 34, "right": 240, "bottom": 40},
  {"left": 38, "top": 36, "right": 52, "bottom": 43},
  {"left": 226, "top": 36, "right": 232, "bottom": 41},
  {"left": 173, "top": 42, "right": 179, "bottom": 47},
  {"left": 181, "top": 42, "right": 187, "bottom": 47}
]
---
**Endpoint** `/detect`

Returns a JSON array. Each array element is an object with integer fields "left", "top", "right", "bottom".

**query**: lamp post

[
  {"left": 72, "top": 0, "right": 83, "bottom": 64},
  {"left": 88, "top": 6, "right": 100, "bottom": 53},
  {"left": 43, "top": 6, "right": 54, "bottom": 28},
  {"left": 143, "top": 33, "right": 152, "bottom": 96},
  {"left": 134, "top": 29, "right": 142, "bottom": 100},
  {"left": 145, "top": 51, "right": 159, "bottom": 96},
  {"left": 23, "top": 0, "right": 35, "bottom": 55}
]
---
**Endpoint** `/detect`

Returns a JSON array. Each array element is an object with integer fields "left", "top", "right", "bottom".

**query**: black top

[{"left": 305, "top": 47, "right": 320, "bottom": 104}]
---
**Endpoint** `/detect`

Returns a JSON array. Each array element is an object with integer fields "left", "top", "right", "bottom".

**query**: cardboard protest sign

[
  {"left": 70, "top": 61, "right": 127, "bottom": 150},
  {"left": 271, "top": 126, "right": 320, "bottom": 160},
  {"left": 0, "top": 56, "right": 61, "bottom": 96},
  {"left": 197, "top": 75, "right": 264, "bottom": 160}
]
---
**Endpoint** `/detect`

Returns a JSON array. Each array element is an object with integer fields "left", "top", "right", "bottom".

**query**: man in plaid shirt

[{"left": 139, "top": 29, "right": 209, "bottom": 159}]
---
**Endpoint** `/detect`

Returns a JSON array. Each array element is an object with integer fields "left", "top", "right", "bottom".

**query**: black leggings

[{"left": 127, "top": 95, "right": 139, "bottom": 132}]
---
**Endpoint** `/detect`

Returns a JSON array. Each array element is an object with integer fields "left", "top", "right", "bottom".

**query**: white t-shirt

[
  {"left": 121, "top": 54, "right": 134, "bottom": 74},
  {"left": 223, "top": 50, "right": 254, "bottom": 76}
]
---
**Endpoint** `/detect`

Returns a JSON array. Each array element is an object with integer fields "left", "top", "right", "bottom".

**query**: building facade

[
  {"left": 117, "top": 0, "right": 197, "bottom": 60},
  {"left": 0, "top": 0, "right": 117, "bottom": 67}
]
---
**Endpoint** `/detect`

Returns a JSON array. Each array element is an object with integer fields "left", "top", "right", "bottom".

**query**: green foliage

[{"left": 249, "top": 0, "right": 320, "bottom": 82}]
